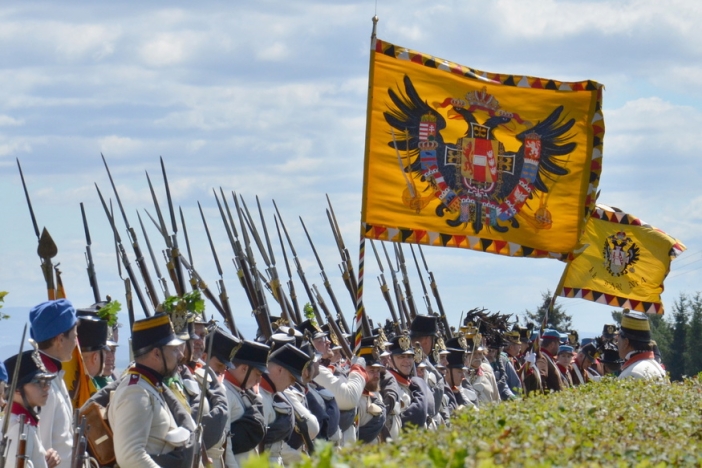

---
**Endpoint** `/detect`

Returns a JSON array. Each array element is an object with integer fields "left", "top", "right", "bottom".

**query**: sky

[{"left": 2, "top": 0, "right": 702, "bottom": 368}]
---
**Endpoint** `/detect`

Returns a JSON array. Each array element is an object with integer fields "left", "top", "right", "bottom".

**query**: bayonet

[
  {"left": 102, "top": 154, "right": 159, "bottom": 308},
  {"left": 274, "top": 213, "right": 302, "bottom": 323},
  {"left": 312, "top": 284, "right": 353, "bottom": 359},
  {"left": 326, "top": 194, "right": 358, "bottom": 299},
  {"left": 177, "top": 254, "right": 229, "bottom": 324},
  {"left": 198, "top": 201, "right": 240, "bottom": 337},
  {"left": 138, "top": 210, "right": 171, "bottom": 299},
  {"left": 95, "top": 183, "right": 151, "bottom": 318},
  {"left": 409, "top": 244, "right": 433, "bottom": 315},
  {"left": 233, "top": 192, "right": 274, "bottom": 337},
  {"left": 381, "top": 241, "right": 408, "bottom": 329},
  {"left": 395, "top": 243, "right": 418, "bottom": 320},
  {"left": 180, "top": 206, "right": 198, "bottom": 292},
  {"left": 272, "top": 201, "right": 322, "bottom": 326},
  {"left": 160, "top": 157, "right": 187, "bottom": 296},
  {"left": 370, "top": 240, "right": 401, "bottom": 334},
  {"left": 418, "top": 245, "right": 452, "bottom": 338},
  {"left": 81, "top": 203, "right": 101, "bottom": 303}
]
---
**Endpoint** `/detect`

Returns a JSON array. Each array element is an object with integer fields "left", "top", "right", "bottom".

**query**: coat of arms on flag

[
  {"left": 360, "top": 38, "right": 604, "bottom": 257},
  {"left": 559, "top": 205, "right": 686, "bottom": 314}
]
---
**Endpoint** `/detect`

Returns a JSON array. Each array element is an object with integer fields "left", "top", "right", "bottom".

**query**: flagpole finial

[{"left": 371, "top": 15, "right": 378, "bottom": 39}]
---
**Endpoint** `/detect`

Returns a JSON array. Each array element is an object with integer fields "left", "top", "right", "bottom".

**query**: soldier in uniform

[
  {"left": 385, "top": 332, "right": 429, "bottom": 429},
  {"left": 355, "top": 337, "right": 387, "bottom": 444},
  {"left": 75, "top": 316, "right": 111, "bottom": 385},
  {"left": 29, "top": 299, "right": 77, "bottom": 468},
  {"left": 223, "top": 340, "right": 270, "bottom": 468},
  {"left": 3, "top": 349, "right": 61, "bottom": 468},
  {"left": 617, "top": 311, "right": 667, "bottom": 380},
  {"left": 443, "top": 344, "right": 477, "bottom": 411},
  {"left": 503, "top": 330, "right": 524, "bottom": 395},
  {"left": 259, "top": 343, "right": 303, "bottom": 465},
  {"left": 570, "top": 342, "right": 602, "bottom": 386},
  {"left": 300, "top": 341, "right": 341, "bottom": 444},
  {"left": 464, "top": 337, "right": 500, "bottom": 405},
  {"left": 303, "top": 319, "right": 366, "bottom": 446},
  {"left": 600, "top": 342, "right": 623, "bottom": 376},
  {"left": 408, "top": 315, "right": 446, "bottom": 426},
  {"left": 556, "top": 345, "right": 575, "bottom": 388},
  {"left": 524, "top": 329, "right": 565, "bottom": 394},
  {"left": 108, "top": 313, "right": 197, "bottom": 468}
]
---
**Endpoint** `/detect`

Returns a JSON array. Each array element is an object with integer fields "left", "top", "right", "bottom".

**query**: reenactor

[
  {"left": 601, "top": 323, "right": 619, "bottom": 344},
  {"left": 617, "top": 311, "right": 667, "bottom": 380},
  {"left": 385, "top": 332, "right": 429, "bottom": 429},
  {"left": 29, "top": 299, "right": 78, "bottom": 468},
  {"left": 524, "top": 329, "right": 565, "bottom": 394},
  {"left": 355, "top": 337, "right": 387, "bottom": 444},
  {"left": 223, "top": 340, "right": 270, "bottom": 468},
  {"left": 303, "top": 319, "right": 366, "bottom": 446},
  {"left": 75, "top": 316, "right": 111, "bottom": 385},
  {"left": 570, "top": 342, "right": 602, "bottom": 385},
  {"left": 107, "top": 314, "right": 197, "bottom": 468},
  {"left": 258, "top": 343, "right": 302, "bottom": 465},
  {"left": 409, "top": 315, "right": 446, "bottom": 426},
  {"left": 485, "top": 334, "right": 517, "bottom": 401},
  {"left": 3, "top": 349, "right": 61, "bottom": 468},
  {"left": 443, "top": 343, "right": 478, "bottom": 411},
  {"left": 502, "top": 330, "right": 524, "bottom": 395},
  {"left": 464, "top": 337, "right": 500, "bottom": 405},
  {"left": 600, "top": 342, "right": 623, "bottom": 376},
  {"left": 556, "top": 345, "right": 575, "bottom": 388},
  {"left": 300, "top": 342, "right": 341, "bottom": 444}
]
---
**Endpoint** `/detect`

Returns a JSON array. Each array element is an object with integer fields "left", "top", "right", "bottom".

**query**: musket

[
  {"left": 0, "top": 324, "right": 27, "bottom": 468},
  {"left": 273, "top": 213, "right": 302, "bottom": 324},
  {"left": 239, "top": 195, "right": 295, "bottom": 325},
  {"left": 233, "top": 192, "right": 274, "bottom": 331},
  {"left": 198, "top": 201, "right": 240, "bottom": 337},
  {"left": 70, "top": 410, "right": 88, "bottom": 468},
  {"left": 381, "top": 241, "right": 409, "bottom": 329},
  {"left": 370, "top": 240, "right": 401, "bottom": 334},
  {"left": 15, "top": 414, "right": 27, "bottom": 468},
  {"left": 325, "top": 194, "right": 358, "bottom": 300},
  {"left": 112, "top": 201, "right": 135, "bottom": 330},
  {"left": 138, "top": 210, "right": 172, "bottom": 299},
  {"left": 271, "top": 201, "right": 322, "bottom": 325},
  {"left": 417, "top": 245, "right": 452, "bottom": 338},
  {"left": 312, "top": 285, "right": 353, "bottom": 359},
  {"left": 17, "top": 159, "right": 58, "bottom": 300},
  {"left": 395, "top": 243, "right": 419, "bottom": 321},
  {"left": 96, "top": 183, "right": 151, "bottom": 318},
  {"left": 300, "top": 216, "right": 356, "bottom": 333},
  {"left": 102, "top": 154, "right": 159, "bottom": 309},
  {"left": 180, "top": 206, "right": 199, "bottom": 292},
  {"left": 80, "top": 203, "right": 101, "bottom": 303},
  {"left": 146, "top": 170, "right": 182, "bottom": 296},
  {"left": 409, "top": 244, "right": 433, "bottom": 316},
  {"left": 213, "top": 189, "right": 258, "bottom": 316},
  {"left": 160, "top": 157, "right": 187, "bottom": 297}
]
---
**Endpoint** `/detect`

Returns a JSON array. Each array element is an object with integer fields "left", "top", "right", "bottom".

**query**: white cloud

[
  {"left": 0, "top": 115, "right": 23, "bottom": 126},
  {"left": 98, "top": 135, "right": 143, "bottom": 157},
  {"left": 139, "top": 34, "right": 188, "bottom": 67}
]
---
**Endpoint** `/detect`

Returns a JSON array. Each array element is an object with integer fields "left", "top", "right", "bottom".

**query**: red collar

[
  {"left": 11, "top": 402, "right": 39, "bottom": 427},
  {"left": 387, "top": 368, "right": 410, "bottom": 386},
  {"left": 557, "top": 364, "right": 569, "bottom": 374},
  {"left": 128, "top": 364, "right": 163, "bottom": 390},
  {"left": 224, "top": 371, "right": 242, "bottom": 390},
  {"left": 187, "top": 361, "right": 203, "bottom": 373},
  {"left": 542, "top": 348, "right": 555, "bottom": 359},
  {"left": 622, "top": 351, "right": 655, "bottom": 370},
  {"left": 39, "top": 352, "right": 61, "bottom": 373},
  {"left": 260, "top": 375, "right": 275, "bottom": 394}
]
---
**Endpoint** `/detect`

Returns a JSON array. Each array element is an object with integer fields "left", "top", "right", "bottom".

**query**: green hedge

[{"left": 244, "top": 377, "right": 702, "bottom": 467}]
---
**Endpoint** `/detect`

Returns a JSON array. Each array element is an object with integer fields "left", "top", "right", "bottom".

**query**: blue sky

[{"left": 2, "top": 1, "right": 701, "bottom": 366}]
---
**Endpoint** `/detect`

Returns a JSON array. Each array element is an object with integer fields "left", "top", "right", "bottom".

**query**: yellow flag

[
  {"left": 560, "top": 205, "right": 686, "bottom": 314},
  {"left": 361, "top": 38, "right": 604, "bottom": 257},
  {"left": 63, "top": 345, "right": 97, "bottom": 408}
]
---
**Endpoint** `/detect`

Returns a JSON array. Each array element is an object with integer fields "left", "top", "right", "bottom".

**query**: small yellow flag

[
  {"left": 560, "top": 205, "right": 686, "bottom": 314},
  {"left": 361, "top": 38, "right": 604, "bottom": 257}
]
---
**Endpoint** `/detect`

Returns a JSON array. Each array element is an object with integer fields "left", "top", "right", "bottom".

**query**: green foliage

[
  {"left": 303, "top": 302, "right": 317, "bottom": 326},
  {"left": 524, "top": 290, "right": 573, "bottom": 331},
  {"left": 669, "top": 295, "right": 689, "bottom": 381},
  {"left": 0, "top": 291, "right": 8, "bottom": 320},
  {"left": 257, "top": 377, "right": 702, "bottom": 467},
  {"left": 162, "top": 290, "right": 205, "bottom": 317},
  {"left": 685, "top": 293, "right": 702, "bottom": 376},
  {"left": 97, "top": 300, "right": 122, "bottom": 327}
]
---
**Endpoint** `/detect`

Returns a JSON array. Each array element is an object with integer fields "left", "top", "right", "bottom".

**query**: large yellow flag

[
  {"left": 559, "top": 205, "right": 686, "bottom": 314},
  {"left": 361, "top": 38, "right": 604, "bottom": 257}
]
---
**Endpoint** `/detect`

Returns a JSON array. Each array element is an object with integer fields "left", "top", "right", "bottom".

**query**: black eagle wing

[
  {"left": 515, "top": 105, "right": 576, "bottom": 193},
  {"left": 383, "top": 75, "right": 450, "bottom": 179}
]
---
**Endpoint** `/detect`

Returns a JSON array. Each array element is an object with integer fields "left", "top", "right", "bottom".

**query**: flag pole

[{"left": 354, "top": 15, "right": 379, "bottom": 353}]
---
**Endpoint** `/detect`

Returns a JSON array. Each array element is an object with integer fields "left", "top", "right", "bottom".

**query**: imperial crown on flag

[
  {"left": 360, "top": 38, "right": 605, "bottom": 258},
  {"left": 559, "top": 205, "right": 686, "bottom": 314}
]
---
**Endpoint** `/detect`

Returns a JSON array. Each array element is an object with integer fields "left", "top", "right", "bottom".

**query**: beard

[{"left": 365, "top": 379, "right": 380, "bottom": 392}]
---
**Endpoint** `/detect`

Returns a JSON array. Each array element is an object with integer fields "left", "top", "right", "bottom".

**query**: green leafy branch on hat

[
  {"left": 0, "top": 291, "right": 9, "bottom": 320},
  {"left": 97, "top": 300, "right": 122, "bottom": 327},
  {"left": 163, "top": 290, "right": 205, "bottom": 317},
  {"left": 303, "top": 302, "right": 318, "bottom": 327}
]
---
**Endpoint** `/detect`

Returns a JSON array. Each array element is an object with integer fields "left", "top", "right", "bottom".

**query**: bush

[{"left": 244, "top": 377, "right": 702, "bottom": 467}]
